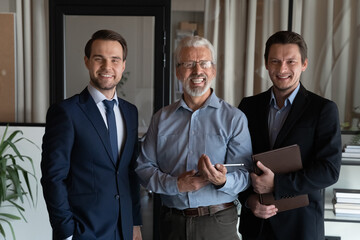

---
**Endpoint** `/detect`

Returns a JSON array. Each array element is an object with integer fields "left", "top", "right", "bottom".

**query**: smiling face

[
  {"left": 266, "top": 43, "right": 308, "bottom": 98},
  {"left": 84, "top": 39, "right": 126, "bottom": 99},
  {"left": 176, "top": 46, "right": 216, "bottom": 99}
]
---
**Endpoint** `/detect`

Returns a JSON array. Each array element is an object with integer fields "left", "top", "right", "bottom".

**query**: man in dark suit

[
  {"left": 238, "top": 31, "right": 342, "bottom": 240},
  {"left": 41, "top": 29, "right": 142, "bottom": 240}
]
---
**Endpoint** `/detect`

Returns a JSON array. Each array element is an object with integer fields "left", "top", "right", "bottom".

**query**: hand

[
  {"left": 246, "top": 193, "right": 278, "bottom": 219},
  {"left": 251, "top": 161, "right": 274, "bottom": 194},
  {"left": 197, "top": 154, "right": 227, "bottom": 186},
  {"left": 133, "top": 226, "right": 142, "bottom": 240},
  {"left": 177, "top": 169, "right": 209, "bottom": 193}
]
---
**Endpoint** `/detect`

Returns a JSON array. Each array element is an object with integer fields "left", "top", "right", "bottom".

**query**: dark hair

[
  {"left": 84, "top": 29, "right": 128, "bottom": 60},
  {"left": 264, "top": 31, "right": 308, "bottom": 64}
]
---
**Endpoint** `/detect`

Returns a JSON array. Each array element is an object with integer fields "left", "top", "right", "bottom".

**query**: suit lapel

[
  {"left": 77, "top": 88, "right": 116, "bottom": 166},
  {"left": 273, "top": 84, "right": 309, "bottom": 148},
  {"left": 117, "top": 98, "right": 132, "bottom": 167},
  {"left": 258, "top": 90, "right": 272, "bottom": 150}
]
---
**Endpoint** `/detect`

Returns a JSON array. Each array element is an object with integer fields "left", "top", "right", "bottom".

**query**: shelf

[
  {"left": 324, "top": 209, "right": 360, "bottom": 223},
  {"left": 324, "top": 160, "right": 360, "bottom": 225},
  {"left": 342, "top": 160, "right": 360, "bottom": 166}
]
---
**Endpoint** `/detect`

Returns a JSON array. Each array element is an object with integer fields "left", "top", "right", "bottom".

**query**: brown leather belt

[{"left": 165, "top": 202, "right": 234, "bottom": 217}]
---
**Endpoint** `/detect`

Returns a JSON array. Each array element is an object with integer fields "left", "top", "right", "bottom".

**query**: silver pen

[
  {"left": 214, "top": 163, "right": 245, "bottom": 167},
  {"left": 194, "top": 163, "right": 245, "bottom": 176}
]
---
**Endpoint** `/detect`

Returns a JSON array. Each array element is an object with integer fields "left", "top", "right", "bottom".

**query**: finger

[
  {"left": 250, "top": 172, "right": 258, "bottom": 180},
  {"left": 198, "top": 155, "right": 213, "bottom": 176},
  {"left": 197, "top": 154, "right": 208, "bottom": 170},
  {"left": 188, "top": 169, "right": 197, "bottom": 176},
  {"left": 214, "top": 164, "right": 227, "bottom": 174},
  {"left": 256, "top": 161, "right": 270, "bottom": 173},
  {"left": 254, "top": 204, "right": 278, "bottom": 219},
  {"left": 202, "top": 154, "right": 213, "bottom": 169}
]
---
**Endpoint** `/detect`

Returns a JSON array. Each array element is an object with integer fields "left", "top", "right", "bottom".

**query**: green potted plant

[
  {"left": 0, "top": 125, "right": 37, "bottom": 239},
  {"left": 351, "top": 133, "right": 360, "bottom": 145}
]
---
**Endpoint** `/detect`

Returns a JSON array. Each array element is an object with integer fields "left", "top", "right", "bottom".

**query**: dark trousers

[
  {"left": 160, "top": 205, "right": 240, "bottom": 240},
  {"left": 241, "top": 220, "right": 276, "bottom": 240}
]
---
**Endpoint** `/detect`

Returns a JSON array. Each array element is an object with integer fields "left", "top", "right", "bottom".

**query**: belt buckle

[
  {"left": 197, "top": 206, "right": 210, "bottom": 216},
  {"left": 209, "top": 205, "right": 217, "bottom": 215}
]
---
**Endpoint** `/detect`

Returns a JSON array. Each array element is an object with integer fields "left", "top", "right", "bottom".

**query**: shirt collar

[
  {"left": 87, "top": 84, "right": 119, "bottom": 106},
  {"left": 269, "top": 83, "right": 300, "bottom": 109},
  {"left": 177, "top": 89, "right": 220, "bottom": 112}
]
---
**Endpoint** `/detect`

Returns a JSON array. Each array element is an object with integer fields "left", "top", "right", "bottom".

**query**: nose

[
  {"left": 102, "top": 59, "right": 111, "bottom": 69},
  {"left": 192, "top": 62, "right": 203, "bottom": 74},
  {"left": 279, "top": 61, "right": 288, "bottom": 73}
]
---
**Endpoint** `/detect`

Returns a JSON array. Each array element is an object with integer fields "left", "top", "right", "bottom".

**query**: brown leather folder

[{"left": 252, "top": 144, "right": 309, "bottom": 212}]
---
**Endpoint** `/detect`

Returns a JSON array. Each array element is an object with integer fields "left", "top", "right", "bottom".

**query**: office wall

[
  {"left": 0, "top": 125, "right": 51, "bottom": 240},
  {"left": 0, "top": 13, "right": 16, "bottom": 122},
  {"left": 0, "top": 0, "right": 10, "bottom": 11}
]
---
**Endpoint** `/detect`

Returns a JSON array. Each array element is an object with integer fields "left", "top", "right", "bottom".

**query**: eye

[
  {"left": 199, "top": 60, "right": 212, "bottom": 69},
  {"left": 182, "top": 62, "right": 195, "bottom": 68}
]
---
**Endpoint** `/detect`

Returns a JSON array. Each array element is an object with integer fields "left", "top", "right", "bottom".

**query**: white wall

[
  {"left": 0, "top": 125, "right": 51, "bottom": 240},
  {"left": 0, "top": 0, "right": 10, "bottom": 12}
]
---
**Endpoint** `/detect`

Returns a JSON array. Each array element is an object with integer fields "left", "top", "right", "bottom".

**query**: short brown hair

[
  {"left": 264, "top": 31, "right": 308, "bottom": 64},
  {"left": 84, "top": 29, "right": 128, "bottom": 60}
]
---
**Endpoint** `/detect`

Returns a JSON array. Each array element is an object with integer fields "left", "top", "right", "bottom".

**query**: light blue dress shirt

[
  {"left": 87, "top": 84, "right": 126, "bottom": 154},
  {"left": 268, "top": 84, "right": 300, "bottom": 148},
  {"left": 136, "top": 91, "right": 253, "bottom": 210}
]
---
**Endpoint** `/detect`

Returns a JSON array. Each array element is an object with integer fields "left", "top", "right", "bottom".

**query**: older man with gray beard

[{"left": 136, "top": 36, "right": 253, "bottom": 240}]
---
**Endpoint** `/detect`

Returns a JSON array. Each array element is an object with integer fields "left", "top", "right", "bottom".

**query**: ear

[
  {"left": 84, "top": 56, "right": 90, "bottom": 70},
  {"left": 302, "top": 58, "right": 308, "bottom": 72},
  {"left": 175, "top": 66, "right": 181, "bottom": 80},
  {"left": 265, "top": 59, "right": 269, "bottom": 70},
  {"left": 122, "top": 60, "right": 126, "bottom": 72}
]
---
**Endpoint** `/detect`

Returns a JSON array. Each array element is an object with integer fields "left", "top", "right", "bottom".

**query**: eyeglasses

[{"left": 177, "top": 60, "right": 214, "bottom": 69}]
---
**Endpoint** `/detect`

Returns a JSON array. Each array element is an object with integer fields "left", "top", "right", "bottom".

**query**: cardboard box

[{"left": 179, "top": 21, "right": 197, "bottom": 31}]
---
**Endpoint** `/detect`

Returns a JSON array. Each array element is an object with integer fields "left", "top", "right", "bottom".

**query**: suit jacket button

[{"left": 115, "top": 194, "right": 120, "bottom": 200}]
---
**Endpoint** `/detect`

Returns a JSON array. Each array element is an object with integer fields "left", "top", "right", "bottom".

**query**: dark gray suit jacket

[{"left": 238, "top": 83, "right": 342, "bottom": 240}]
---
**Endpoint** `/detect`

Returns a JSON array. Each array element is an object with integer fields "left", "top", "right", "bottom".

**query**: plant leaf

[
  {"left": 0, "top": 125, "right": 38, "bottom": 238},
  {"left": 0, "top": 223, "right": 5, "bottom": 238},
  {"left": 0, "top": 217, "right": 17, "bottom": 239},
  {"left": 0, "top": 213, "right": 21, "bottom": 220}
]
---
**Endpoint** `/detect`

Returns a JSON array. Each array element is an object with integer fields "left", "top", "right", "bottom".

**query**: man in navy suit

[
  {"left": 41, "top": 29, "right": 142, "bottom": 240},
  {"left": 238, "top": 31, "right": 342, "bottom": 239}
]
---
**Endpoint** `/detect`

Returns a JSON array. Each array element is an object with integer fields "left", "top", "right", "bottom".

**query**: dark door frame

[
  {"left": 49, "top": 1, "right": 170, "bottom": 239},
  {"left": 49, "top": 0, "right": 171, "bottom": 114}
]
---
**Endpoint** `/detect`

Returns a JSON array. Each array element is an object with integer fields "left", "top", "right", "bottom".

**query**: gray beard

[{"left": 183, "top": 83, "right": 211, "bottom": 97}]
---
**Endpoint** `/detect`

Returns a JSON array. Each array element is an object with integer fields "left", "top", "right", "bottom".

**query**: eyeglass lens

[{"left": 181, "top": 61, "right": 212, "bottom": 69}]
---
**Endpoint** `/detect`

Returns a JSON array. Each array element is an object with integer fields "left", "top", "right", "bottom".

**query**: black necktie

[{"left": 103, "top": 100, "right": 118, "bottom": 163}]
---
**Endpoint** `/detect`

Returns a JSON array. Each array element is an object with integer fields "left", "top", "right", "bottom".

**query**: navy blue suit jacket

[
  {"left": 238, "top": 83, "right": 342, "bottom": 240},
  {"left": 41, "top": 88, "right": 142, "bottom": 240}
]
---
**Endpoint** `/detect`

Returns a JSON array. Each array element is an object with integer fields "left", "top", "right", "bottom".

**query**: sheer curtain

[
  {"left": 204, "top": 0, "right": 360, "bottom": 128},
  {"left": 15, "top": 0, "right": 48, "bottom": 123},
  {"left": 204, "top": 0, "right": 288, "bottom": 107},
  {"left": 293, "top": 0, "right": 360, "bottom": 128}
]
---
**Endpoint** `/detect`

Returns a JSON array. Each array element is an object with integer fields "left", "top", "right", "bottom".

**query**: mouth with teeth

[
  {"left": 189, "top": 74, "right": 207, "bottom": 86},
  {"left": 98, "top": 73, "right": 114, "bottom": 79},
  {"left": 277, "top": 74, "right": 291, "bottom": 80}
]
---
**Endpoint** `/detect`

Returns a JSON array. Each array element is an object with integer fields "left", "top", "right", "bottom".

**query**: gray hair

[{"left": 174, "top": 36, "right": 217, "bottom": 66}]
